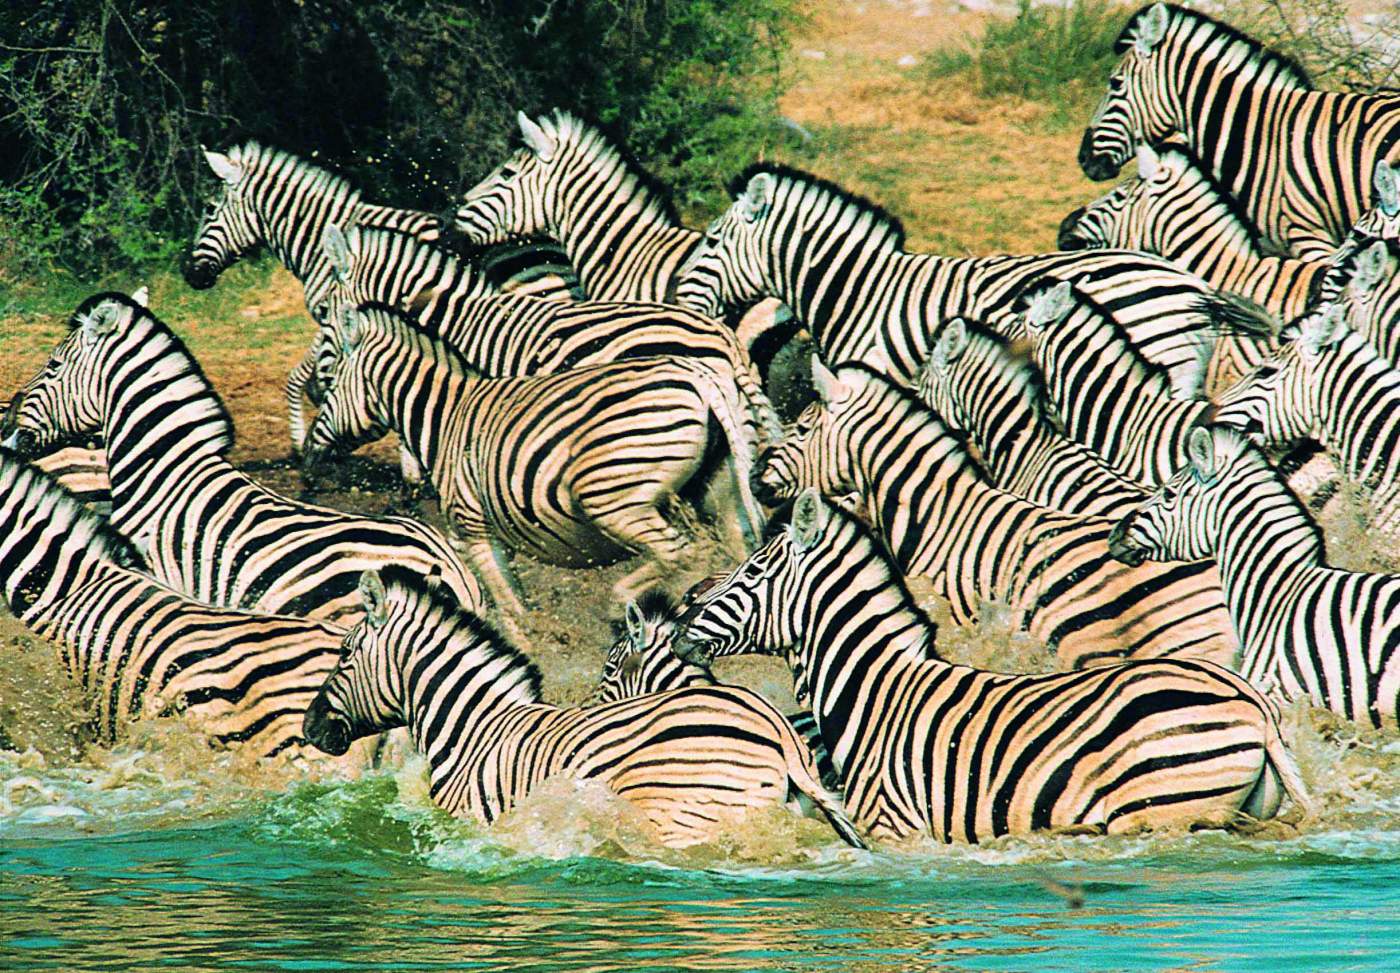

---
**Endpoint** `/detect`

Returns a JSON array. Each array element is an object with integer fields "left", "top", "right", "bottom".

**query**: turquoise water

[{"left": 4, "top": 737, "right": 1400, "bottom": 972}]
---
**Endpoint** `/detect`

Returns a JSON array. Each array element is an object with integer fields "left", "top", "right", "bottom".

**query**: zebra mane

[
  {"left": 352, "top": 301, "right": 476, "bottom": 376},
  {"left": 378, "top": 565, "right": 544, "bottom": 702},
  {"left": 730, "top": 163, "right": 907, "bottom": 252},
  {"left": 1118, "top": 4, "right": 1312, "bottom": 90},
  {"left": 1149, "top": 141, "right": 1270, "bottom": 250},
  {"left": 219, "top": 140, "right": 363, "bottom": 207},
  {"left": 0, "top": 452, "right": 144, "bottom": 571},
  {"left": 607, "top": 587, "right": 679, "bottom": 642},
  {"left": 68, "top": 293, "right": 236, "bottom": 452},
  {"left": 534, "top": 110, "right": 681, "bottom": 227}
]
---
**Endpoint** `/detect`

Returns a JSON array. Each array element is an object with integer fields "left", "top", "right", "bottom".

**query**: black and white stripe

[{"left": 672, "top": 488, "right": 1310, "bottom": 842}]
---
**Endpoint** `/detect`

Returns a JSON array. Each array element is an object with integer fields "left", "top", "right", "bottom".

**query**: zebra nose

[
  {"left": 180, "top": 253, "right": 219, "bottom": 290},
  {"left": 1107, "top": 515, "right": 1146, "bottom": 565},
  {"left": 1057, "top": 208, "right": 1088, "bottom": 250},
  {"left": 751, "top": 447, "right": 782, "bottom": 506},
  {"left": 1077, "top": 129, "right": 1119, "bottom": 182},
  {"left": 302, "top": 692, "right": 353, "bottom": 756}
]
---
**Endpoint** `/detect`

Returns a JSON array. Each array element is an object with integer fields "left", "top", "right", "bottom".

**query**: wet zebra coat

[
  {"left": 673, "top": 163, "right": 1265, "bottom": 394},
  {"left": 1080, "top": 2, "right": 1400, "bottom": 259},
  {"left": 303, "top": 304, "right": 764, "bottom": 611},
  {"left": 756, "top": 361, "right": 1237, "bottom": 670},
  {"left": 0, "top": 454, "right": 362, "bottom": 762},
  {"left": 916, "top": 316, "right": 1148, "bottom": 519},
  {"left": 5, "top": 293, "right": 484, "bottom": 626},
  {"left": 672, "top": 489, "right": 1310, "bottom": 843},
  {"left": 302, "top": 568, "right": 864, "bottom": 849},
  {"left": 1110, "top": 426, "right": 1400, "bottom": 728}
]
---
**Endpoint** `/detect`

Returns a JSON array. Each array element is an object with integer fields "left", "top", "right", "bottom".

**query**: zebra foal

[
  {"left": 302, "top": 568, "right": 865, "bottom": 849},
  {"left": 672, "top": 489, "right": 1311, "bottom": 843}
]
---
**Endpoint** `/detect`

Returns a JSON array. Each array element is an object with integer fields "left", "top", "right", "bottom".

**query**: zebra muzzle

[
  {"left": 1056, "top": 207, "right": 1089, "bottom": 250},
  {"left": 669, "top": 630, "right": 715, "bottom": 667},
  {"left": 1106, "top": 515, "right": 1147, "bottom": 566},
  {"left": 303, "top": 692, "right": 353, "bottom": 756}
]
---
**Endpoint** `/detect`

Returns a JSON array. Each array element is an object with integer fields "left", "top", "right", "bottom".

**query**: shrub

[{"left": 0, "top": 0, "right": 800, "bottom": 277}]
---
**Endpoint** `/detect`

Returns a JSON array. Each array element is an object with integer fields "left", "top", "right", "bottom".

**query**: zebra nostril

[{"left": 1057, "top": 208, "right": 1088, "bottom": 250}]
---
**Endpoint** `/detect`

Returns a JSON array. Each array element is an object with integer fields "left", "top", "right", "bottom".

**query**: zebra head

[
  {"left": 916, "top": 318, "right": 975, "bottom": 430},
  {"left": 1350, "top": 160, "right": 1400, "bottom": 241},
  {"left": 595, "top": 590, "right": 713, "bottom": 703},
  {"left": 183, "top": 146, "right": 257, "bottom": 290},
  {"left": 674, "top": 172, "right": 779, "bottom": 319},
  {"left": 301, "top": 306, "right": 395, "bottom": 466},
  {"left": 304, "top": 570, "right": 412, "bottom": 755},
  {"left": 1079, "top": 3, "right": 1177, "bottom": 182},
  {"left": 1059, "top": 143, "right": 1180, "bottom": 251},
  {"left": 755, "top": 357, "right": 869, "bottom": 505},
  {"left": 454, "top": 112, "right": 563, "bottom": 245},
  {"left": 1109, "top": 425, "right": 1250, "bottom": 565},
  {"left": 673, "top": 488, "right": 831, "bottom": 667},
  {"left": 1213, "top": 304, "right": 1350, "bottom": 448},
  {"left": 5, "top": 294, "right": 141, "bottom": 457}
]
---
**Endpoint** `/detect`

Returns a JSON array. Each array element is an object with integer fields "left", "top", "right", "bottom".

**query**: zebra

[
  {"left": 1109, "top": 425, "right": 1400, "bottom": 727},
  {"left": 596, "top": 588, "right": 839, "bottom": 791},
  {"left": 303, "top": 303, "right": 765, "bottom": 611},
  {"left": 182, "top": 141, "right": 575, "bottom": 456},
  {"left": 670, "top": 488, "right": 1311, "bottom": 843},
  {"left": 452, "top": 110, "right": 792, "bottom": 360},
  {"left": 915, "top": 316, "right": 1149, "bottom": 519},
  {"left": 315, "top": 224, "right": 780, "bottom": 443},
  {"left": 302, "top": 567, "right": 865, "bottom": 849},
  {"left": 1060, "top": 142, "right": 1326, "bottom": 322},
  {"left": 1299, "top": 238, "right": 1400, "bottom": 367},
  {"left": 1079, "top": 2, "right": 1400, "bottom": 260},
  {"left": 1213, "top": 303, "right": 1400, "bottom": 533},
  {"left": 673, "top": 163, "right": 1271, "bottom": 395},
  {"left": 755, "top": 358, "right": 1237, "bottom": 670},
  {"left": 0, "top": 452, "right": 374, "bottom": 765},
  {"left": 4, "top": 292, "right": 485, "bottom": 626},
  {"left": 1014, "top": 278, "right": 1216, "bottom": 486},
  {"left": 23, "top": 445, "right": 112, "bottom": 517}
]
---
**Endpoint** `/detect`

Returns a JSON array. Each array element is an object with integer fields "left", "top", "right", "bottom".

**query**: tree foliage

[{"left": 0, "top": 0, "right": 799, "bottom": 275}]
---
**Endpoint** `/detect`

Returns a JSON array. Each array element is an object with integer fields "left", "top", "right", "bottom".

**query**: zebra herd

[{"left": 5, "top": 2, "right": 1400, "bottom": 848}]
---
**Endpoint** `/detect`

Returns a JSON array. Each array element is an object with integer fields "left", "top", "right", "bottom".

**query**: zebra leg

[
  {"left": 285, "top": 349, "right": 317, "bottom": 457},
  {"left": 585, "top": 503, "right": 691, "bottom": 602},
  {"left": 458, "top": 535, "right": 531, "bottom": 619}
]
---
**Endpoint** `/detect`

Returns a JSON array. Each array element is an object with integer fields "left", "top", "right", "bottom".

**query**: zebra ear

[
  {"left": 323, "top": 223, "right": 352, "bottom": 281},
  {"left": 1302, "top": 303, "right": 1346, "bottom": 355},
  {"left": 1136, "top": 143, "right": 1161, "bottom": 182},
  {"left": 790, "top": 488, "right": 828, "bottom": 553},
  {"left": 341, "top": 308, "right": 364, "bottom": 356},
  {"left": 1025, "top": 280, "right": 1074, "bottom": 330},
  {"left": 624, "top": 600, "right": 645, "bottom": 647},
  {"left": 82, "top": 300, "right": 124, "bottom": 344},
  {"left": 1186, "top": 426, "right": 1216, "bottom": 482},
  {"left": 1353, "top": 240, "right": 1389, "bottom": 292},
  {"left": 811, "top": 355, "right": 850, "bottom": 412},
  {"left": 1376, "top": 160, "right": 1399, "bottom": 216},
  {"left": 130, "top": 285, "right": 149, "bottom": 307},
  {"left": 742, "top": 173, "right": 774, "bottom": 222},
  {"left": 1136, "top": 3, "right": 1169, "bottom": 55},
  {"left": 202, "top": 146, "right": 243, "bottom": 184},
  {"left": 517, "top": 111, "right": 556, "bottom": 163},
  {"left": 935, "top": 318, "right": 969, "bottom": 365},
  {"left": 359, "top": 570, "right": 388, "bottom": 628}
]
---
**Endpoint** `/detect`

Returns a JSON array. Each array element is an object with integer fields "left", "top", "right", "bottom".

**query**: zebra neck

[
  {"left": 0, "top": 494, "right": 114, "bottom": 620},
  {"left": 254, "top": 187, "right": 363, "bottom": 284},
  {"left": 1312, "top": 338, "right": 1400, "bottom": 489},
  {"left": 775, "top": 238, "right": 906, "bottom": 359},
  {"left": 370, "top": 345, "right": 470, "bottom": 491},
  {"left": 550, "top": 168, "right": 684, "bottom": 299},
  {"left": 955, "top": 374, "right": 1051, "bottom": 476}
]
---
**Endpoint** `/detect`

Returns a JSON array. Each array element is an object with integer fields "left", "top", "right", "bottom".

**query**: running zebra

[
  {"left": 302, "top": 567, "right": 865, "bottom": 849},
  {"left": 1015, "top": 279, "right": 1214, "bottom": 485},
  {"left": 1110, "top": 426, "right": 1400, "bottom": 727},
  {"left": 755, "top": 359, "right": 1237, "bottom": 669},
  {"left": 316, "top": 224, "right": 779, "bottom": 442},
  {"left": 453, "top": 110, "right": 791, "bottom": 356},
  {"left": 304, "top": 304, "right": 764, "bottom": 611},
  {"left": 916, "top": 316, "right": 1148, "bottom": 519},
  {"left": 5, "top": 293, "right": 484, "bottom": 626},
  {"left": 596, "top": 589, "right": 839, "bottom": 791},
  {"left": 1061, "top": 142, "right": 1325, "bottom": 322},
  {"left": 1214, "top": 304, "right": 1400, "bottom": 532},
  {"left": 0, "top": 454, "right": 369, "bottom": 764},
  {"left": 671, "top": 489, "right": 1310, "bottom": 842},
  {"left": 1079, "top": 3, "right": 1400, "bottom": 259},
  {"left": 674, "top": 164, "right": 1267, "bottom": 393}
]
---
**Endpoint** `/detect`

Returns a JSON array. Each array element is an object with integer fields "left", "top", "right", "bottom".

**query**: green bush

[{"left": 0, "top": 0, "right": 800, "bottom": 277}]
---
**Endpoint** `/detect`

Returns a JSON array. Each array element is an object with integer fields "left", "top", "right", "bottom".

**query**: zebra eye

[
  {"left": 1254, "top": 364, "right": 1279, "bottom": 380},
  {"left": 499, "top": 164, "right": 518, "bottom": 182},
  {"left": 1109, "top": 76, "right": 1125, "bottom": 93},
  {"left": 1161, "top": 485, "right": 1177, "bottom": 503}
]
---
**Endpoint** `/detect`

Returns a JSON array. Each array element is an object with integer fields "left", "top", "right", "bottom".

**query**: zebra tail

[
  {"left": 1202, "top": 289, "right": 1280, "bottom": 339},
  {"left": 777, "top": 719, "right": 867, "bottom": 850},
  {"left": 1262, "top": 706, "right": 1317, "bottom": 820},
  {"left": 733, "top": 357, "right": 784, "bottom": 446},
  {"left": 692, "top": 365, "right": 768, "bottom": 539}
]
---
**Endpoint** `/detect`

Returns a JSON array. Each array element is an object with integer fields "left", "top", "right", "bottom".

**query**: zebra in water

[
  {"left": 755, "top": 359, "right": 1237, "bottom": 669},
  {"left": 596, "top": 588, "right": 839, "bottom": 791},
  {"left": 673, "top": 164, "right": 1269, "bottom": 394},
  {"left": 0, "top": 453, "right": 372, "bottom": 765},
  {"left": 671, "top": 489, "right": 1311, "bottom": 842},
  {"left": 452, "top": 110, "right": 791, "bottom": 359},
  {"left": 1014, "top": 279, "right": 1215, "bottom": 486},
  {"left": 1214, "top": 304, "right": 1400, "bottom": 534},
  {"left": 302, "top": 567, "right": 865, "bottom": 849},
  {"left": 304, "top": 303, "right": 764, "bottom": 611},
  {"left": 1060, "top": 142, "right": 1326, "bottom": 322},
  {"left": 182, "top": 141, "right": 575, "bottom": 456},
  {"left": 315, "top": 224, "right": 779, "bottom": 443},
  {"left": 4, "top": 293, "right": 484, "bottom": 626},
  {"left": 1110, "top": 426, "right": 1400, "bottom": 727},
  {"left": 915, "top": 316, "right": 1148, "bottom": 519},
  {"left": 1079, "top": 2, "right": 1400, "bottom": 259}
]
